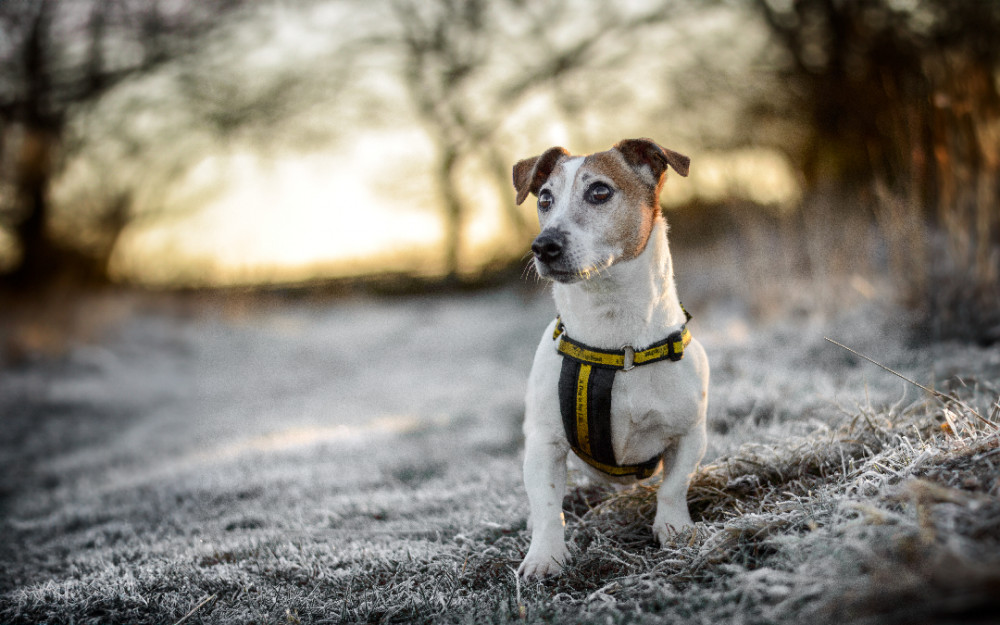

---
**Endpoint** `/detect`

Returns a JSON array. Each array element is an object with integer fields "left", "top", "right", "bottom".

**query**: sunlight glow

[
  {"left": 109, "top": 131, "right": 525, "bottom": 286},
  {"left": 661, "top": 148, "right": 801, "bottom": 209},
  {"left": 106, "top": 142, "right": 800, "bottom": 286}
]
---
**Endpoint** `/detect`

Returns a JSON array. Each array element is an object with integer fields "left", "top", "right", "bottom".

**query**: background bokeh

[{"left": 2, "top": 0, "right": 994, "bottom": 321}]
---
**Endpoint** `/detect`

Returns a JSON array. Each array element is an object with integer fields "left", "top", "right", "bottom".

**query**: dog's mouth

[
  {"left": 533, "top": 258, "right": 576, "bottom": 283},
  {"left": 542, "top": 268, "right": 580, "bottom": 284},
  {"left": 534, "top": 259, "right": 611, "bottom": 284}
]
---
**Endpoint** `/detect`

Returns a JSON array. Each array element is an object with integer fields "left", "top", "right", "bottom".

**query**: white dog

[{"left": 513, "top": 138, "right": 709, "bottom": 579}]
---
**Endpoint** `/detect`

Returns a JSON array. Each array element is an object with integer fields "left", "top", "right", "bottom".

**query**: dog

[{"left": 513, "top": 138, "right": 709, "bottom": 579}]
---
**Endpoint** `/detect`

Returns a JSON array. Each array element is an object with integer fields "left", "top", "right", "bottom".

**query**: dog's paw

[
  {"left": 518, "top": 542, "right": 571, "bottom": 580},
  {"left": 653, "top": 511, "right": 694, "bottom": 547}
]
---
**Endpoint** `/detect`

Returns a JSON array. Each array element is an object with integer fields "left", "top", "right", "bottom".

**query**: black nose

[{"left": 531, "top": 231, "right": 565, "bottom": 263}]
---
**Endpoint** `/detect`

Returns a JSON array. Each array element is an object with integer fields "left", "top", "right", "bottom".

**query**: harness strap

[
  {"left": 553, "top": 309, "right": 693, "bottom": 479},
  {"left": 557, "top": 327, "right": 691, "bottom": 368},
  {"left": 553, "top": 316, "right": 692, "bottom": 370}
]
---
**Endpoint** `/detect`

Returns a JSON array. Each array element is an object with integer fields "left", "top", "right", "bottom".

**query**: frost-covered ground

[{"left": 1, "top": 283, "right": 999, "bottom": 624}]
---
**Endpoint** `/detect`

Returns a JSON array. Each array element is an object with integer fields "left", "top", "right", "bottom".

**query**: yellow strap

[
  {"left": 558, "top": 340, "right": 626, "bottom": 368},
  {"left": 632, "top": 327, "right": 692, "bottom": 365},
  {"left": 557, "top": 325, "right": 691, "bottom": 369},
  {"left": 575, "top": 364, "right": 592, "bottom": 456},
  {"left": 570, "top": 447, "right": 660, "bottom": 478}
]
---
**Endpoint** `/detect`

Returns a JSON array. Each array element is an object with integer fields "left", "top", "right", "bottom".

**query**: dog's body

[{"left": 514, "top": 139, "right": 709, "bottom": 579}]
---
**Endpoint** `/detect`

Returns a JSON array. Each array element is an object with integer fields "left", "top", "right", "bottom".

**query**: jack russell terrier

[{"left": 513, "top": 138, "right": 709, "bottom": 579}]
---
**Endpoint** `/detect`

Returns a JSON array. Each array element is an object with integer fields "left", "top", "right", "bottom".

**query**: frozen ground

[{"left": 1, "top": 283, "right": 998, "bottom": 623}]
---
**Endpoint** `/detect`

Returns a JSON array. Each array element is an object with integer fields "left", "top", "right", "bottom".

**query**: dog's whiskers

[
  {"left": 521, "top": 257, "right": 540, "bottom": 283},
  {"left": 575, "top": 259, "right": 613, "bottom": 282}
]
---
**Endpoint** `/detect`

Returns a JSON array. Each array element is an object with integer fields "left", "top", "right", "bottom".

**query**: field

[{"left": 2, "top": 281, "right": 999, "bottom": 624}]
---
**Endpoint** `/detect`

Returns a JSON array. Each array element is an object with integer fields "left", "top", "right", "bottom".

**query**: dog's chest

[{"left": 606, "top": 361, "right": 700, "bottom": 465}]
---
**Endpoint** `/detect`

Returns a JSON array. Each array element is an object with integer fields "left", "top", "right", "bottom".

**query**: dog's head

[{"left": 513, "top": 138, "right": 689, "bottom": 284}]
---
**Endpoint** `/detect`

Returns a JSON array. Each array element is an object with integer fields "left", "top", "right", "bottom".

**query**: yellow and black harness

[{"left": 554, "top": 310, "right": 692, "bottom": 479}]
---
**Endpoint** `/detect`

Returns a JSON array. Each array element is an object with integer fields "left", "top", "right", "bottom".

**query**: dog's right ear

[
  {"left": 614, "top": 138, "right": 690, "bottom": 182},
  {"left": 513, "top": 146, "right": 570, "bottom": 205}
]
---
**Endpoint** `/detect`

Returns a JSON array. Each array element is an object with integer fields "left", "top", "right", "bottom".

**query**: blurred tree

[
  {"left": 748, "top": 0, "right": 1000, "bottom": 340},
  {"left": 378, "top": 0, "right": 686, "bottom": 280},
  {"left": 749, "top": 0, "right": 1000, "bottom": 216},
  {"left": 0, "top": 0, "right": 250, "bottom": 288}
]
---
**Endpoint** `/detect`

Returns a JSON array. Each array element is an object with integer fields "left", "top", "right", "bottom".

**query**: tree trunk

[
  {"left": 5, "top": 127, "right": 106, "bottom": 288},
  {"left": 438, "top": 147, "right": 464, "bottom": 283},
  {"left": 10, "top": 172, "right": 55, "bottom": 286}
]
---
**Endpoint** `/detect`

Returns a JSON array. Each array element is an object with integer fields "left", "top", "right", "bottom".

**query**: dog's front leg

[
  {"left": 518, "top": 437, "right": 570, "bottom": 579},
  {"left": 652, "top": 422, "right": 707, "bottom": 545}
]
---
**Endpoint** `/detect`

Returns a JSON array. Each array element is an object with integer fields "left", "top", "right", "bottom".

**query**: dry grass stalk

[{"left": 825, "top": 337, "right": 997, "bottom": 431}]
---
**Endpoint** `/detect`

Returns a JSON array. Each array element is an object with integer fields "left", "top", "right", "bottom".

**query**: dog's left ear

[
  {"left": 614, "top": 139, "right": 690, "bottom": 182},
  {"left": 513, "top": 146, "right": 570, "bottom": 205}
]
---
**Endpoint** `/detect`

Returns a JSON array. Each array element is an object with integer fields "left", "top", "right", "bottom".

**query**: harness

[{"left": 553, "top": 309, "right": 692, "bottom": 479}]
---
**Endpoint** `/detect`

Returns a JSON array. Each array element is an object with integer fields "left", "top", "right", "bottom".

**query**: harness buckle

[{"left": 621, "top": 345, "right": 635, "bottom": 371}]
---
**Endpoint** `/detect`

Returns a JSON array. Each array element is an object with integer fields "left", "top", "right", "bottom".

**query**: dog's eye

[
  {"left": 585, "top": 183, "right": 613, "bottom": 205},
  {"left": 537, "top": 190, "right": 553, "bottom": 211}
]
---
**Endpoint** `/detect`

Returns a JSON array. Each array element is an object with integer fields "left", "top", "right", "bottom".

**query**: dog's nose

[{"left": 532, "top": 231, "right": 565, "bottom": 262}]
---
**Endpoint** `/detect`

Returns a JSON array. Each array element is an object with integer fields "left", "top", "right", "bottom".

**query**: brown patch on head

[
  {"left": 584, "top": 151, "right": 658, "bottom": 206},
  {"left": 588, "top": 139, "right": 689, "bottom": 261},
  {"left": 512, "top": 146, "right": 570, "bottom": 205},
  {"left": 580, "top": 149, "right": 662, "bottom": 260}
]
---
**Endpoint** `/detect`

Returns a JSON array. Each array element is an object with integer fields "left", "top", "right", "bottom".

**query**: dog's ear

[
  {"left": 513, "top": 146, "right": 570, "bottom": 205},
  {"left": 614, "top": 138, "right": 690, "bottom": 181}
]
